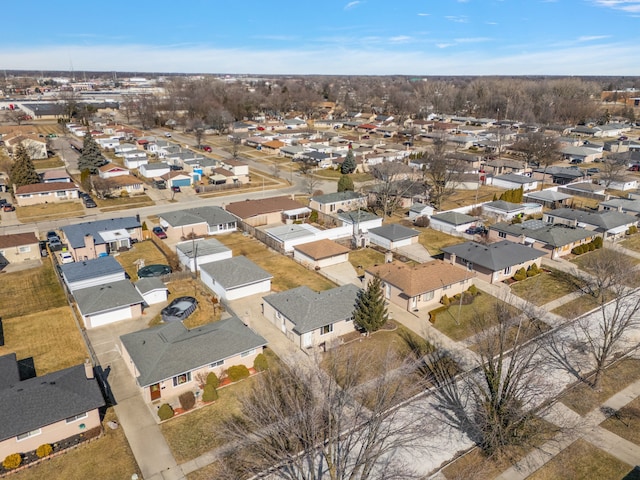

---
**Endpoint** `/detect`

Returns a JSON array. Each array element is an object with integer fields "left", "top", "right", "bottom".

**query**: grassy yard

[
  {"left": 418, "top": 228, "right": 465, "bottom": 256},
  {"left": 600, "top": 395, "right": 640, "bottom": 447},
  {"left": 571, "top": 250, "right": 640, "bottom": 274},
  {"left": 187, "top": 463, "right": 224, "bottom": 480},
  {"left": 16, "top": 201, "right": 85, "bottom": 222},
  {"left": 10, "top": 408, "right": 140, "bottom": 480},
  {"left": 148, "top": 278, "right": 223, "bottom": 328},
  {"left": 526, "top": 439, "right": 637, "bottom": 480},
  {"left": 216, "top": 232, "right": 336, "bottom": 292},
  {"left": 510, "top": 268, "right": 583, "bottom": 306},
  {"left": 621, "top": 234, "right": 640, "bottom": 252},
  {"left": 0, "top": 263, "right": 67, "bottom": 318},
  {"left": 114, "top": 240, "right": 169, "bottom": 280},
  {"left": 313, "top": 169, "right": 374, "bottom": 183},
  {"left": 96, "top": 194, "right": 154, "bottom": 211},
  {"left": 551, "top": 291, "right": 616, "bottom": 320},
  {"left": 430, "top": 291, "right": 519, "bottom": 342},
  {"left": 560, "top": 358, "right": 640, "bottom": 416},
  {"left": 33, "top": 156, "right": 65, "bottom": 169},
  {"left": 348, "top": 247, "right": 386, "bottom": 273},
  {"left": 0, "top": 306, "right": 88, "bottom": 376},
  {"left": 439, "top": 185, "right": 506, "bottom": 211}
]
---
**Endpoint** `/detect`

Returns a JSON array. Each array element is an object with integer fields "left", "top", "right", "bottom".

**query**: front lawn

[
  {"left": 417, "top": 228, "right": 465, "bottom": 256},
  {"left": 438, "top": 185, "right": 506, "bottom": 211},
  {"left": 16, "top": 201, "right": 85, "bottom": 222},
  {"left": 115, "top": 240, "right": 169, "bottom": 280},
  {"left": 97, "top": 194, "right": 154, "bottom": 211},
  {"left": 551, "top": 293, "right": 605, "bottom": 319},
  {"left": 313, "top": 169, "right": 374, "bottom": 183},
  {"left": 621, "top": 234, "right": 640, "bottom": 253},
  {"left": 600, "top": 395, "right": 640, "bottom": 447},
  {"left": 510, "top": 268, "right": 583, "bottom": 306},
  {"left": 0, "top": 262, "right": 67, "bottom": 318},
  {"left": 216, "top": 232, "right": 336, "bottom": 292}
]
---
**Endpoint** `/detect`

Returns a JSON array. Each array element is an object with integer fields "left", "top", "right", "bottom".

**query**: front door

[{"left": 150, "top": 383, "right": 161, "bottom": 401}]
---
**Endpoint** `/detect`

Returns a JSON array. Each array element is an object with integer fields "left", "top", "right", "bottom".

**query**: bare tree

[
  {"left": 419, "top": 137, "right": 466, "bottom": 210},
  {"left": 511, "top": 132, "right": 559, "bottom": 185},
  {"left": 600, "top": 154, "right": 630, "bottom": 188},
  {"left": 369, "top": 162, "right": 418, "bottom": 217},
  {"left": 219, "top": 349, "right": 426, "bottom": 480},
  {"left": 299, "top": 161, "right": 320, "bottom": 194},
  {"left": 3, "top": 108, "right": 26, "bottom": 125}
]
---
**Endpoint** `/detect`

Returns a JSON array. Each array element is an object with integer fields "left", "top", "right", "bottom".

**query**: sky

[{"left": 0, "top": 0, "right": 638, "bottom": 76}]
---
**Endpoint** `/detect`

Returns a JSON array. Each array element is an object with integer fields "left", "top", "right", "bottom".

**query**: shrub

[
  {"left": 157, "top": 403, "right": 174, "bottom": 421},
  {"left": 36, "top": 444, "right": 53, "bottom": 458},
  {"left": 227, "top": 365, "right": 251, "bottom": 382},
  {"left": 513, "top": 268, "right": 527, "bottom": 282},
  {"left": 467, "top": 284, "right": 479, "bottom": 296},
  {"left": 3, "top": 453, "right": 21, "bottom": 470},
  {"left": 527, "top": 264, "right": 540, "bottom": 277},
  {"left": 253, "top": 353, "right": 269, "bottom": 372},
  {"left": 414, "top": 216, "right": 430, "bottom": 227},
  {"left": 593, "top": 236, "right": 603, "bottom": 249},
  {"left": 627, "top": 225, "right": 638, "bottom": 235},
  {"left": 572, "top": 245, "right": 585, "bottom": 255},
  {"left": 179, "top": 391, "right": 196, "bottom": 411},
  {"left": 309, "top": 211, "right": 318, "bottom": 223},
  {"left": 202, "top": 384, "right": 218, "bottom": 403},
  {"left": 588, "top": 242, "right": 596, "bottom": 251},
  {"left": 206, "top": 372, "right": 219, "bottom": 388},
  {"left": 440, "top": 294, "right": 450, "bottom": 306},
  {"left": 428, "top": 306, "right": 449, "bottom": 324}
]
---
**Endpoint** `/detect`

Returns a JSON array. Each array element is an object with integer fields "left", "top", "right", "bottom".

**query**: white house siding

[
  {"left": 66, "top": 273, "right": 126, "bottom": 292},
  {"left": 177, "top": 249, "right": 232, "bottom": 272},
  {"left": 139, "top": 165, "right": 170, "bottom": 178},
  {"left": 490, "top": 178, "right": 538, "bottom": 191},
  {"left": 200, "top": 272, "right": 271, "bottom": 302},
  {"left": 139, "top": 289, "right": 168, "bottom": 305},
  {"left": 84, "top": 304, "right": 141, "bottom": 329},
  {"left": 368, "top": 233, "right": 417, "bottom": 250},
  {"left": 429, "top": 219, "right": 472, "bottom": 235},
  {"left": 293, "top": 250, "right": 349, "bottom": 269}
]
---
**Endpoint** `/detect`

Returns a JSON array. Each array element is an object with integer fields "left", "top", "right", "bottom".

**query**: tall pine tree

[
  {"left": 78, "top": 131, "right": 107, "bottom": 174},
  {"left": 353, "top": 276, "right": 388, "bottom": 334},
  {"left": 10, "top": 144, "right": 40, "bottom": 187},
  {"left": 341, "top": 148, "right": 356, "bottom": 174},
  {"left": 337, "top": 174, "right": 355, "bottom": 192}
]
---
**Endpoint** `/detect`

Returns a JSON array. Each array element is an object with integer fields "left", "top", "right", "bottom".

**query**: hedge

[
  {"left": 429, "top": 306, "right": 449, "bottom": 324},
  {"left": 206, "top": 372, "right": 219, "bottom": 389},
  {"left": 513, "top": 267, "right": 527, "bottom": 282},
  {"left": 253, "top": 353, "right": 269, "bottom": 372},
  {"left": 179, "top": 391, "right": 196, "bottom": 411},
  {"left": 227, "top": 365, "right": 251, "bottom": 383}
]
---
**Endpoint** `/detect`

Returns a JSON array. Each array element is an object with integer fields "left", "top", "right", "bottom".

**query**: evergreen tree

[
  {"left": 10, "top": 144, "right": 40, "bottom": 187},
  {"left": 77, "top": 131, "right": 107, "bottom": 174},
  {"left": 353, "top": 276, "right": 388, "bottom": 334},
  {"left": 337, "top": 174, "right": 355, "bottom": 192},
  {"left": 341, "top": 148, "right": 356, "bottom": 174}
]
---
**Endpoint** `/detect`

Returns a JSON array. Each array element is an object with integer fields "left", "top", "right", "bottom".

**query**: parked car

[
  {"left": 39, "top": 241, "right": 48, "bottom": 257},
  {"left": 2, "top": 203, "right": 15, "bottom": 212},
  {"left": 137, "top": 264, "right": 172, "bottom": 278},
  {"left": 161, "top": 296, "right": 198, "bottom": 322},
  {"left": 152, "top": 226, "right": 167, "bottom": 239},
  {"left": 201, "top": 145, "right": 212, "bottom": 152},
  {"left": 169, "top": 165, "right": 183, "bottom": 171},
  {"left": 586, "top": 167, "right": 600, "bottom": 174},
  {"left": 619, "top": 136, "right": 628, "bottom": 141},
  {"left": 629, "top": 165, "right": 640, "bottom": 172},
  {"left": 46, "top": 231, "right": 59, "bottom": 241},
  {"left": 570, "top": 158, "right": 583, "bottom": 164},
  {"left": 164, "top": 132, "right": 172, "bottom": 137},
  {"left": 60, "top": 252, "right": 74, "bottom": 264},
  {"left": 171, "top": 186, "right": 181, "bottom": 193},
  {"left": 48, "top": 238, "right": 62, "bottom": 251},
  {"left": 84, "top": 197, "right": 97, "bottom": 208},
  {"left": 465, "top": 226, "right": 487, "bottom": 235},
  {"left": 0, "top": 199, "right": 7, "bottom": 206}
]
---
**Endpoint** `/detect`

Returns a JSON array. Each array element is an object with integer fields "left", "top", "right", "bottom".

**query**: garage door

[
  {"left": 172, "top": 178, "right": 191, "bottom": 187},
  {"left": 86, "top": 307, "right": 133, "bottom": 328}
]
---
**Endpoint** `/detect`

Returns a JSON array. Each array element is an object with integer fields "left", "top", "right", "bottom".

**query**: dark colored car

[
  {"left": 171, "top": 186, "right": 181, "bottom": 193},
  {"left": 46, "top": 231, "right": 58, "bottom": 240},
  {"left": 587, "top": 167, "right": 600, "bottom": 174},
  {"left": 39, "top": 241, "right": 48, "bottom": 257},
  {"left": 152, "top": 226, "right": 167, "bottom": 239},
  {"left": 2, "top": 203, "right": 15, "bottom": 212},
  {"left": 465, "top": 226, "right": 487, "bottom": 235},
  {"left": 169, "top": 165, "right": 183, "bottom": 171},
  {"left": 161, "top": 296, "right": 198, "bottom": 322},
  {"left": 84, "top": 198, "right": 97, "bottom": 208},
  {"left": 48, "top": 238, "right": 62, "bottom": 251},
  {"left": 137, "top": 264, "right": 172, "bottom": 278}
]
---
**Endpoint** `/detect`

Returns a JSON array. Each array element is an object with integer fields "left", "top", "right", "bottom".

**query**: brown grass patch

[
  {"left": 148, "top": 278, "right": 223, "bottom": 328},
  {"left": 348, "top": 247, "right": 386, "bottom": 273},
  {"left": 600, "top": 395, "right": 640, "bottom": 447},
  {"left": 510, "top": 268, "right": 583, "bottom": 306},
  {"left": 418, "top": 228, "right": 465, "bottom": 256},
  {"left": 114, "top": 240, "right": 168, "bottom": 280},
  {"left": 0, "top": 262, "right": 67, "bottom": 318},
  {"left": 16, "top": 201, "right": 84, "bottom": 222}
]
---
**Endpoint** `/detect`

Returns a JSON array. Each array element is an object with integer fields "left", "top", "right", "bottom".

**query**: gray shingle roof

[
  {"left": 61, "top": 217, "right": 140, "bottom": 249},
  {"left": 160, "top": 206, "right": 236, "bottom": 228},
  {"left": 442, "top": 240, "right": 545, "bottom": 271},
  {"left": 0, "top": 358, "right": 105, "bottom": 442},
  {"left": 135, "top": 277, "right": 167, "bottom": 295},
  {"left": 199, "top": 256, "right": 272, "bottom": 289},
  {"left": 60, "top": 256, "right": 124, "bottom": 283},
  {"left": 263, "top": 284, "right": 361, "bottom": 335},
  {"left": 490, "top": 221, "right": 595, "bottom": 247},
  {"left": 431, "top": 211, "right": 478, "bottom": 226},
  {"left": 176, "top": 238, "right": 231, "bottom": 258},
  {"left": 369, "top": 224, "right": 420, "bottom": 242},
  {"left": 525, "top": 190, "right": 573, "bottom": 202},
  {"left": 338, "top": 210, "right": 382, "bottom": 224},
  {"left": 310, "top": 191, "right": 365, "bottom": 204},
  {"left": 74, "top": 280, "right": 145, "bottom": 316},
  {"left": 493, "top": 173, "right": 536, "bottom": 184},
  {"left": 484, "top": 200, "right": 524, "bottom": 212},
  {"left": 546, "top": 208, "right": 638, "bottom": 230},
  {"left": 120, "top": 316, "right": 267, "bottom": 387}
]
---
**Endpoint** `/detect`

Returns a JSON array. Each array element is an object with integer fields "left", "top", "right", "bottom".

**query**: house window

[
  {"left": 384, "top": 283, "right": 391, "bottom": 299},
  {"left": 321, "top": 324, "right": 334, "bottom": 335},
  {"left": 172, "top": 372, "right": 191, "bottom": 387},
  {"left": 422, "top": 291, "right": 434, "bottom": 302},
  {"left": 466, "top": 261, "right": 474, "bottom": 271},
  {"left": 18, "top": 246, "right": 31, "bottom": 254},
  {"left": 210, "top": 360, "right": 224, "bottom": 368},
  {"left": 503, "top": 266, "right": 512, "bottom": 275},
  {"left": 240, "top": 349, "right": 256, "bottom": 358},
  {"left": 443, "top": 284, "right": 451, "bottom": 290},
  {"left": 56, "top": 191, "right": 66, "bottom": 197},
  {"left": 498, "top": 232, "right": 507, "bottom": 239},
  {"left": 66, "top": 412, "right": 88, "bottom": 423},
  {"left": 17, "top": 429, "right": 41, "bottom": 441}
]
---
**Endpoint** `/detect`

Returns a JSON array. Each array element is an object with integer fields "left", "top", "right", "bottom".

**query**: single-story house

[
  {"left": 368, "top": 224, "right": 420, "bottom": 250},
  {"left": 309, "top": 191, "right": 368, "bottom": 214},
  {"left": 442, "top": 240, "right": 546, "bottom": 284},
  {"left": 488, "top": 220, "right": 599, "bottom": 259},
  {"left": 42, "top": 169, "right": 72, "bottom": 183},
  {"left": 176, "top": 238, "right": 232, "bottom": 272},
  {"left": 158, "top": 206, "right": 237, "bottom": 242},
  {"left": 598, "top": 178, "right": 639, "bottom": 191},
  {"left": 561, "top": 182, "right": 606, "bottom": 197},
  {"left": 524, "top": 190, "right": 573, "bottom": 209},
  {"left": 482, "top": 200, "right": 541, "bottom": 221},
  {"left": 225, "top": 196, "right": 308, "bottom": 227},
  {"left": 114, "top": 143, "right": 137, "bottom": 155},
  {"left": 337, "top": 210, "right": 383, "bottom": 233},
  {"left": 293, "top": 239, "right": 350, "bottom": 269},
  {"left": 560, "top": 146, "right": 603, "bottom": 163},
  {"left": 60, "top": 256, "right": 126, "bottom": 292},
  {"left": 543, "top": 208, "right": 638, "bottom": 239},
  {"left": 73, "top": 279, "right": 145, "bottom": 329},
  {"left": 99, "top": 175, "right": 145, "bottom": 196},
  {"left": 0, "top": 232, "right": 40, "bottom": 266},
  {"left": 0, "top": 354, "right": 105, "bottom": 460},
  {"left": 120, "top": 316, "right": 267, "bottom": 403},
  {"left": 139, "top": 162, "right": 170, "bottom": 179},
  {"left": 429, "top": 212, "right": 479, "bottom": 235},
  {"left": 4, "top": 134, "right": 47, "bottom": 159},
  {"left": 488, "top": 174, "right": 538, "bottom": 192},
  {"left": 60, "top": 217, "right": 142, "bottom": 260},
  {"left": 14, "top": 182, "right": 80, "bottom": 207},
  {"left": 134, "top": 277, "right": 168, "bottom": 306},
  {"left": 98, "top": 163, "right": 130, "bottom": 179},
  {"left": 365, "top": 260, "right": 473, "bottom": 312},
  {"left": 599, "top": 197, "right": 640, "bottom": 216},
  {"left": 124, "top": 155, "right": 149, "bottom": 170},
  {"left": 161, "top": 171, "right": 192, "bottom": 188},
  {"left": 199, "top": 256, "right": 272, "bottom": 301},
  {"left": 262, "top": 284, "right": 361, "bottom": 351}
]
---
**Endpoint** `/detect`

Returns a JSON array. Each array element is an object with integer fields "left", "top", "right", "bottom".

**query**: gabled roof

[
  {"left": 493, "top": 174, "right": 536, "bottom": 184},
  {"left": 293, "top": 239, "right": 350, "bottom": 260},
  {"left": 15, "top": 182, "right": 78, "bottom": 195},
  {"left": 310, "top": 190, "right": 365, "bottom": 205},
  {"left": 176, "top": 238, "right": 231, "bottom": 258},
  {"left": 120, "top": 316, "right": 267, "bottom": 387},
  {"left": 199, "top": 256, "right": 272, "bottom": 290},
  {"left": 546, "top": 208, "right": 637, "bottom": 230},
  {"left": 134, "top": 276, "right": 167, "bottom": 295},
  {"left": 42, "top": 169, "right": 71, "bottom": 181},
  {"left": 409, "top": 202, "right": 432, "bottom": 214},
  {"left": 338, "top": 209, "right": 382, "bottom": 224},
  {"left": 490, "top": 221, "right": 595, "bottom": 247},
  {"left": 367, "top": 260, "right": 469, "bottom": 297},
  {"left": 160, "top": 206, "right": 236, "bottom": 228},
  {"left": 483, "top": 200, "right": 525, "bottom": 213},
  {"left": 0, "top": 232, "right": 39, "bottom": 249},
  {"left": 442, "top": 240, "right": 545, "bottom": 271},
  {"left": 525, "top": 190, "right": 573, "bottom": 202},
  {"left": 431, "top": 211, "right": 478, "bottom": 226},
  {"left": 225, "top": 196, "right": 305, "bottom": 219},
  {"left": 369, "top": 224, "right": 419, "bottom": 242},
  {"left": 61, "top": 217, "right": 140, "bottom": 249},
  {"left": 263, "top": 284, "right": 360, "bottom": 334},
  {"left": 0, "top": 358, "right": 105, "bottom": 442},
  {"left": 74, "top": 280, "right": 145, "bottom": 316},
  {"left": 60, "top": 256, "right": 124, "bottom": 283}
]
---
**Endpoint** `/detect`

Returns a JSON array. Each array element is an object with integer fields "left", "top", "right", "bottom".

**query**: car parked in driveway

[
  {"left": 60, "top": 252, "right": 74, "bottom": 264},
  {"left": 171, "top": 186, "right": 181, "bottom": 193},
  {"left": 152, "top": 226, "right": 167, "bottom": 239},
  {"left": 161, "top": 296, "right": 198, "bottom": 322},
  {"left": 2, "top": 203, "right": 15, "bottom": 212},
  {"left": 48, "top": 238, "right": 63, "bottom": 251},
  {"left": 465, "top": 226, "right": 487, "bottom": 235},
  {"left": 39, "top": 241, "right": 48, "bottom": 257}
]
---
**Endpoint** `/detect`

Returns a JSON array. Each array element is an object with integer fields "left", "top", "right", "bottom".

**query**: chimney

[
  {"left": 84, "top": 359, "right": 94, "bottom": 379},
  {"left": 385, "top": 251, "right": 393, "bottom": 263},
  {"left": 449, "top": 253, "right": 457, "bottom": 265}
]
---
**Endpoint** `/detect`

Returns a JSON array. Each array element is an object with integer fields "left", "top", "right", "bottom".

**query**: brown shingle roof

[
  {"left": 212, "top": 167, "right": 234, "bottom": 177},
  {"left": 293, "top": 239, "right": 350, "bottom": 260},
  {"left": 15, "top": 182, "right": 78, "bottom": 195},
  {"left": 225, "top": 196, "right": 305, "bottom": 219},
  {"left": 106, "top": 176, "right": 141, "bottom": 186},
  {"left": 263, "top": 140, "right": 285, "bottom": 149},
  {"left": 367, "top": 260, "right": 470, "bottom": 297},
  {"left": 0, "top": 232, "right": 39, "bottom": 249}
]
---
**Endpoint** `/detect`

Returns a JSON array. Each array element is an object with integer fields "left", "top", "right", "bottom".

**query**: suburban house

[
  {"left": 543, "top": 208, "right": 638, "bottom": 239},
  {"left": 114, "top": 143, "right": 137, "bottom": 155},
  {"left": 482, "top": 200, "right": 542, "bottom": 221},
  {"left": 560, "top": 146, "right": 603, "bottom": 163},
  {"left": 0, "top": 354, "right": 105, "bottom": 460},
  {"left": 365, "top": 260, "right": 473, "bottom": 312},
  {"left": 42, "top": 169, "right": 72, "bottom": 183},
  {"left": 560, "top": 182, "right": 606, "bottom": 197},
  {"left": 158, "top": 206, "right": 237, "bottom": 242},
  {"left": 134, "top": 277, "right": 168, "bottom": 306},
  {"left": 488, "top": 174, "right": 538, "bottom": 191},
  {"left": 123, "top": 154, "right": 149, "bottom": 170},
  {"left": 98, "top": 163, "right": 130, "bottom": 179},
  {"left": 441, "top": 240, "right": 546, "bottom": 284},
  {"left": 0, "top": 232, "right": 40, "bottom": 266},
  {"left": 3, "top": 134, "right": 47, "bottom": 159},
  {"left": 120, "top": 316, "right": 267, "bottom": 403},
  {"left": 368, "top": 224, "right": 420, "bottom": 250},
  {"left": 524, "top": 190, "right": 573, "bottom": 209},
  {"left": 293, "top": 239, "right": 350, "bottom": 269},
  {"left": 60, "top": 256, "right": 126, "bottom": 292},
  {"left": 408, "top": 203, "right": 435, "bottom": 221},
  {"left": 176, "top": 238, "right": 232, "bottom": 272},
  {"left": 219, "top": 159, "right": 250, "bottom": 182},
  {"left": 199, "top": 256, "right": 272, "bottom": 301},
  {"left": 429, "top": 212, "right": 479, "bottom": 234},
  {"left": 598, "top": 177, "right": 638, "bottom": 191},
  {"left": 262, "top": 284, "right": 361, "bottom": 351},
  {"left": 73, "top": 279, "right": 145, "bottom": 329},
  {"left": 139, "top": 162, "right": 170, "bottom": 179},
  {"left": 599, "top": 197, "right": 640, "bottom": 217},
  {"left": 60, "top": 217, "right": 142, "bottom": 260},
  {"left": 488, "top": 220, "right": 599, "bottom": 259},
  {"left": 337, "top": 210, "right": 383, "bottom": 232},
  {"left": 225, "top": 196, "right": 309, "bottom": 227},
  {"left": 14, "top": 182, "right": 80, "bottom": 207},
  {"left": 161, "top": 171, "right": 193, "bottom": 189},
  {"left": 98, "top": 175, "right": 145, "bottom": 196},
  {"left": 309, "top": 191, "right": 368, "bottom": 214}
]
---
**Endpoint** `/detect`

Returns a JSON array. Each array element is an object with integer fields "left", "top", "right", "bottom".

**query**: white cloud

[
  {"left": 389, "top": 36, "right": 412, "bottom": 43},
  {"left": 436, "top": 43, "right": 455, "bottom": 49},
  {"left": 344, "top": 1, "right": 362, "bottom": 10},
  {"left": 454, "top": 37, "right": 491, "bottom": 44},
  {"left": 445, "top": 15, "right": 469, "bottom": 23},
  {"left": 485, "top": 21, "right": 498, "bottom": 25},
  {"left": 417, "top": 13, "right": 431, "bottom": 16},
  {"left": 577, "top": 35, "right": 611, "bottom": 41},
  {"left": 591, "top": 0, "right": 640, "bottom": 12}
]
